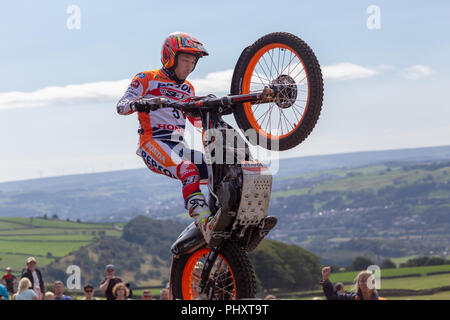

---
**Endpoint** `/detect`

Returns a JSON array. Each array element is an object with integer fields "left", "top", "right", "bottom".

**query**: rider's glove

[{"left": 131, "top": 97, "right": 169, "bottom": 113}]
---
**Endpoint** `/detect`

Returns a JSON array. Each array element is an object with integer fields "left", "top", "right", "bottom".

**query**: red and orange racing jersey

[{"left": 116, "top": 69, "right": 201, "bottom": 147}]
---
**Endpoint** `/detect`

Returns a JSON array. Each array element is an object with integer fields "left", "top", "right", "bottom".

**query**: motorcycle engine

[{"left": 216, "top": 166, "right": 242, "bottom": 213}]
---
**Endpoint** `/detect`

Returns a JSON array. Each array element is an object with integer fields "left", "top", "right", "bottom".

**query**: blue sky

[{"left": 1, "top": 0, "right": 450, "bottom": 182}]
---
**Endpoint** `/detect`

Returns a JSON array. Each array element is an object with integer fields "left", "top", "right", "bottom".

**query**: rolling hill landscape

[{"left": 0, "top": 145, "right": 450, "bottom": 299}]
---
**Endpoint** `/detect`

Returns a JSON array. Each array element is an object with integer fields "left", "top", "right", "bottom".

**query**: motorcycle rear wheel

[{"left": 170, "top": 242, "right": 256, "bottom": 300}]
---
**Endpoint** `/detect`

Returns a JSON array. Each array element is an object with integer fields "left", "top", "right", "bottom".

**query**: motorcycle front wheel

[{"left": 231, "top": 32, "right": 324, "bottom": 151}]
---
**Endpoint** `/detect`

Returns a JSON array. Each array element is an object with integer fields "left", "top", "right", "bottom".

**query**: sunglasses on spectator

[{"left": 85, "top": 290, "right": 93, "bottom": 293}]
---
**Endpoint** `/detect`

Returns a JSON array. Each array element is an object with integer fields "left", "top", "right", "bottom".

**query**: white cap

[{"left": 26, "top": 257, "right": 37, "bottom": 264}]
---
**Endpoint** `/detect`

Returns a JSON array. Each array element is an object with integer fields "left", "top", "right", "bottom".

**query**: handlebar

[{"left": 133, "top": 86, "right": 277, "bottom": 115}]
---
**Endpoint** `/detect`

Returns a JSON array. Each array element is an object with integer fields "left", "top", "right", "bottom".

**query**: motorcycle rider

[{"left": 116, "top": 32, "right": 213, "bottom": 243}]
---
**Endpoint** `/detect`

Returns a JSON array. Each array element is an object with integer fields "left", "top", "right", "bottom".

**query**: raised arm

[{"left": 116, "top": 73, "right": 147, "bottom": 115}]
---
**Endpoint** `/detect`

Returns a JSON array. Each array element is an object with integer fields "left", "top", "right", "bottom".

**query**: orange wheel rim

[
  {"left": 181, "top": 249, "right": 237, "bottom": 300},
  {"left": 242, "top": 43, "right": 310, "bottom": 140}
]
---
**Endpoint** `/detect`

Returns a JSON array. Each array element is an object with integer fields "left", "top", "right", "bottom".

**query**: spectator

[
  {"left": 82, "top": 284, "right": 99, "bottom": 300},
  {"left": 2, "top": 267, "right": 17, "bottom": 296},
  {"left": 159, "top": 288, "right": 169, "bottom": 300},
  {"left": 13, "top": 278, "right": 39, "bottom": 300},
  {"left": 20, "top": 257, "right": 44, "bottom": 299},
  {"left": 44, "top": 291, "right": 55, "bottom": 300},
  {"left": 321, "top": 266, "right": 386, "bottom": 300},
  {"left": 53, "top": 280, "right": 72, "bottom": 300},
  {"left": 264, "top": 294, "right": 276, "bottom": 300},
  {"left": 141, "top": 289, "right": 153, "bottom": 300},
  {"left": 0, "top": 281, "right": 9, "bottom": 300},
  {"left": 125, "top": 282, "right": 133, "bottom": 299},
  {"left": 112, "top": 282, "right": 131, "bottom": 300},
  {"left": 334, "top": 282, "right": 345, "bottom": 294},
  {"left": 99, "top": 264, "right": 123, "bottom": 300}
]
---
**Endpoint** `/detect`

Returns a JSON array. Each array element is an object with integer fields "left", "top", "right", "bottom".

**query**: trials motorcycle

[{"left": 138, "top": 32, "right": 323, "bottom": 300}]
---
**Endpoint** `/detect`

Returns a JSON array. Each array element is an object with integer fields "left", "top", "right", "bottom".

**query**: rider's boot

[{"left": 186, "top": 192, "right": 214, "bottom": 245}]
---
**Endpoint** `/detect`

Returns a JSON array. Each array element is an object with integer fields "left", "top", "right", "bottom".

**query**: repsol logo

[
  {"left": 145, "top": 142, "right": 166, "bottom": 163},
  {"left": 160, "top": 88, "right": 187, "bottom": 100},
  {"left": 157, "top": 82, "right": 192, "bottom": 94},
  {"left": 141, "top": 150, "right": 176, "bottom": 179}
]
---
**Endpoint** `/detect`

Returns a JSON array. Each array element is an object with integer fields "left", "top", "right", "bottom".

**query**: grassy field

[
  {"left": 388, "top": 291, "right": 450, "bottom": 300},
  {"left": 329, "top": 264, "right": 450, "bottom": 283},
  {"left": 289, "top": 264, "right": 450, "bottom": 300},
  {"left": 0, "top": 217, "right": 123, "bottom": 271},
  {"left": 272, "top": 163, "right": 450, "bottom": 198}
]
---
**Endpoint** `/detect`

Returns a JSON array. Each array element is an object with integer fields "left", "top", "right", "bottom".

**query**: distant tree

[
  {"left": 380, "top": 259, "right": 396, "bottom": 269},
  {"left": 401, "top": 256, "right": 446, "bottom": 267},
  {"left": 51, "top": 214, "right": 59, "bottom": 220},
  {"left": 76, "top": 218, "right": 81, "bottom": 223},
  {"left": 248, "top": 239, "right": 321, "bottom": 291},
  {"left": 66, "top": 218, "right": 70, "bottom": 222},
  {"left": 346, "top": 256, "right": 374, "bottom": 271},
  {"left": 43, "top": 214, "right": 48, "bottom": 220},
  {"left": 328, "top": 265, "right": 342, "bottom": 273}
]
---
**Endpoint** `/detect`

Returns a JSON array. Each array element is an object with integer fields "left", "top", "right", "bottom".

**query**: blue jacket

[{"left": 0, "top": 284, "right": 9, "bottom": 300}]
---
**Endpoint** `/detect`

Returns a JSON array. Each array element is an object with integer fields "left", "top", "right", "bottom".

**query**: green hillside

[
  {"left": 269, "top": 160, "right": 450, "bottom": 266},
  {"left": 0, "top": 217, "right": 123, "bottom": 272},
  {"left": 40, "top": 217, "right": 321, "bottom": 295}
]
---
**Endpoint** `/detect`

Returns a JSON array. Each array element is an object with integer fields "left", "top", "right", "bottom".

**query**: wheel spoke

[
  {"left": 281, "top": 109, "right": 295, "bottom": 131},
  {"left": 281, "top": 48, "right": 286, "bottom": 76},
  {"left": 257, "top": 61, "right": 271, "bottom": 84},
  {"left": 261, "top": 54, "right": 273, "bottom": 81},
  {"left": 268, "top": 49, "right": 280, "bottom": 76},
  {"left": 288, "top": 59, "right": 303, "bottom": 78}
]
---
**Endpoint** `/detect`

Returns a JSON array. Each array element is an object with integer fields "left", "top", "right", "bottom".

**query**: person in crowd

[
  {"left": 44, "top": 291, "right": 55, "bottom": 300},
  {"left": 141, "top": 289, "right": 153, "bottom": 300},
  {"left": 321, "top": 266, "right": 386, "bottom": 300},
  {"left": 125, "top": 282, "right": 133, "bottom": 299},
  {"left": 53, "top": 280, "right": 72, "bottom": 300},
  {"left": 13, "top": 278, "right": 39, "bottom": 300},
  {"left": 112, "top": 282, "right": 132, "bottom": 300},
  {"left": 99, "top": 264, "right": 123, "bottom": 300},
  {"left": 2, "top": 267, "right": 17, "bottom": 296},
  {"left": 0, "top": 281, "right": 9, "bottom": 300},
  {"left": 334, "top": 282, "right": 345, "bottom": 294},
  {"left": 159, "top": 288, "right": 169, "bottom": 300},
  {"left": 82, "top": 284, "right": 99, "bottom": 300},
  {"left": 20, "top": 257, "right": 44, "bottom": 299}
]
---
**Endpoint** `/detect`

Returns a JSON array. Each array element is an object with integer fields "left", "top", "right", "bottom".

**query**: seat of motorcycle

[{"left": 171, "top": 222, "right": 206, "bottom": 255}]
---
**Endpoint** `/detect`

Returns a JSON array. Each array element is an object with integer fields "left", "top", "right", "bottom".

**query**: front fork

[{"left": 196, "top": 245, "right": 222, "bottom": 298}]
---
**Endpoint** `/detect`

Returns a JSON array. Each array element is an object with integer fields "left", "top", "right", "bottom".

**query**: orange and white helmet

[{"left": 161, "top": 32, "right": 209, "bottom": 70}]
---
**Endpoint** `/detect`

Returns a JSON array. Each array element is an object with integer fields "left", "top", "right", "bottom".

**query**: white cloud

[
  {"left": 400, "top": 65, "right": 434, "bottom": 80},
  {"left": 190, "top": 69, "right": 233, "bottom": 96},
  {"left": 0, "top": 79, "right": 130, "bottom": 111},
  {"left": 0, "top": 63, "right": 381, "bottom": 111},
  {"left": 376, "top": 64, "right": 394, "bottom": 70},
  {"left": 322, "top": 63, "right": 378, "bottom": 81}
]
